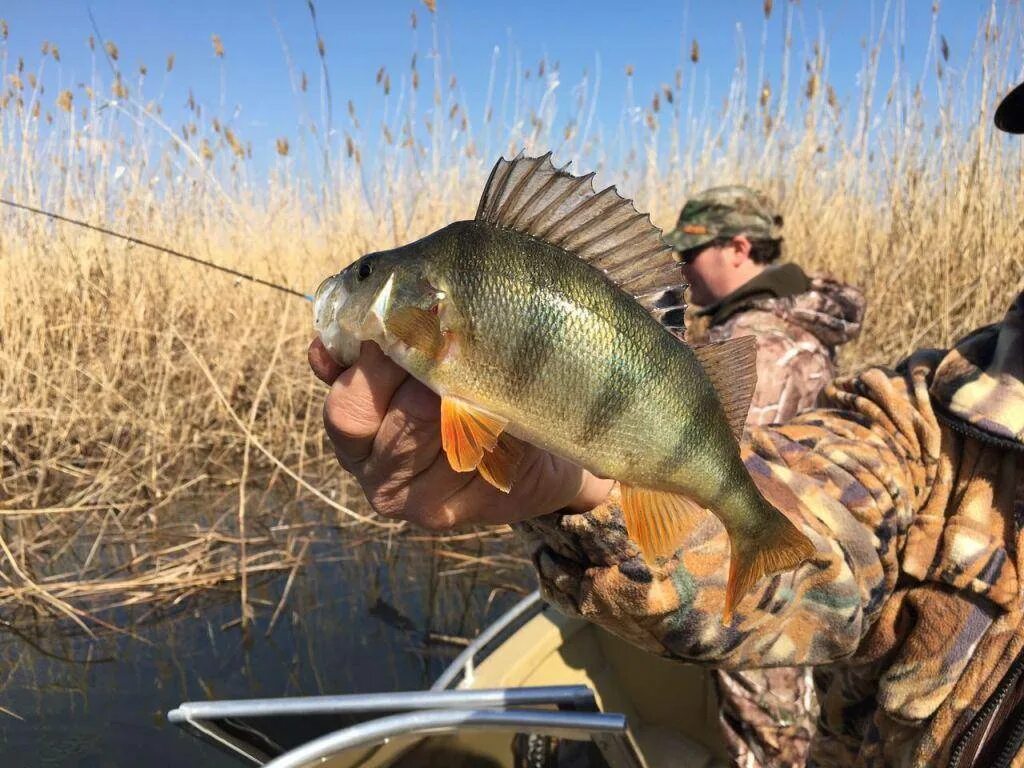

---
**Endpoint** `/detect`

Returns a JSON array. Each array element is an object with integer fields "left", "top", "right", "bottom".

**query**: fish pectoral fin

[
  {"left": 722, "top": 513, "right": 816, "bottom": 623},
  {"left": 619, "top": 485, "right": 706, "bottom": 560},
  {"left": 477, "top": 433, "right": 527, "bottom": 493},
  {"left": 384, "top": 306, "right": 443, "bottom": 357},
  {"left": 440, "top": 396, "right": 508, "bottom": 473},
  {"left": 692, "top": 336, "right": 758, "bottom": 442}
]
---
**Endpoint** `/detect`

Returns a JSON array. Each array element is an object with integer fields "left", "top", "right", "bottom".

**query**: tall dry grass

[{"left": 1, "top": 3, "right": 1023, "bottom": 630}]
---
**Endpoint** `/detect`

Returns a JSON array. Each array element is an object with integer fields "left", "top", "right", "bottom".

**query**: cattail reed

[{"left": 0, "top": 3, "right": 1022, "bottom": 632}]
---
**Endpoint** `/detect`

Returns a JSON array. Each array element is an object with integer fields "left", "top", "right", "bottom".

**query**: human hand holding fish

[
  {"left": 308, "top": 336, "right": 615, "bottom": 531},
  {"left": 311, "top": 153, "right": 816, "bottom": 620}
]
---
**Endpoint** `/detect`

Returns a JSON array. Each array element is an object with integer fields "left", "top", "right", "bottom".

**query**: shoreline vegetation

[{"left": 1, "top": 2, "right": 1023, "bottom": 633}]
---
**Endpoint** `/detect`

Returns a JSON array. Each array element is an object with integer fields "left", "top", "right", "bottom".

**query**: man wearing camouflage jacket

[
  {"left": 663, "top": 186, "right": 864, "bottom": 427},
  {"left": 660, "top": 188, "right": 865, "bottom": 764},
  {"left": 309, "top": 82, "right": 1024, "bottom": 767}
]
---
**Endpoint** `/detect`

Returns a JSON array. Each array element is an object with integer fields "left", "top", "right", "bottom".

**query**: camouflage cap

[{"left": 663, "top": 185, "right": 783, "bottom": 253}]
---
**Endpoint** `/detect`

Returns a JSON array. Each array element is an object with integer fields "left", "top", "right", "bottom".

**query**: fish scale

[{"left": 440, "top": 225, "right": 678, "bottom": 468}]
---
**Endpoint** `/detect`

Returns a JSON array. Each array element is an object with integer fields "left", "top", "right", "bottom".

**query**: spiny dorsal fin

[
  {"left": 692, "top": 336, "right": 758, "bottom": 441},
  {"left": 476, "top": 153, "right": 687, "bottom": 334}
]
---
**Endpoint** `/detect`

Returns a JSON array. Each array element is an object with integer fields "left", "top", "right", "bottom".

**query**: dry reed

[{"left": 1, "top": 3, "right": 1023, "bottom": 631}]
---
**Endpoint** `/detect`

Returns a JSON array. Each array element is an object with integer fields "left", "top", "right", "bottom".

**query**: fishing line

[{"left": 0, "top": 198, "right": 313, "bottom": 302}]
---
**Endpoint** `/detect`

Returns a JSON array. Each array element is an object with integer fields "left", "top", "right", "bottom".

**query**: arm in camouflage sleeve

[{"left": 516, "top": 363, "right": 938, "bottom": 670}]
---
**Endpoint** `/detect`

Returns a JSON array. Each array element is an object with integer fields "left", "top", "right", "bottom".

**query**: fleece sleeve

[{"left": 515, "top": 361, "right": 943, "bottom": 670}]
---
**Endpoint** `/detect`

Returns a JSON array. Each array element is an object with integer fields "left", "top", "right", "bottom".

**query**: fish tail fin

[
  {"left": 723, "top": 511, "right": 815, "bottom": 623},
  {"left": 619, "top": 485, "right": 706, "bottom": 560}
]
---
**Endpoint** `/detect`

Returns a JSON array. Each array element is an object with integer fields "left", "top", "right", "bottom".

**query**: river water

[{"left": 0, "top": 533, "right": 533, "bottom": 767}]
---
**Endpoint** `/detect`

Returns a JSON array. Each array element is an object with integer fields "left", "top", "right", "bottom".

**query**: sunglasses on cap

[{"left": 676, "top": 237, "right": 729, "bottom": 266}]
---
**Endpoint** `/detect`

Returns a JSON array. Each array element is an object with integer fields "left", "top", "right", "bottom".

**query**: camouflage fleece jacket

[
  {"left": 694, "top": 265, "right": 864, "bottom": 767},
  {"left": 519, "top": 290, "right": 1024, "bottom": 767},
  {"left": 692, "top": 263, "right": 865, "bottom": 428}
]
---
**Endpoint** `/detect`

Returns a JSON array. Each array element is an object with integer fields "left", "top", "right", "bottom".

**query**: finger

[
  {"left": 323, "top": 341, "right": 410, "bottom": 464},
  {"left": 464, "top": 457, "right": 611, "bottom": 524},
  {"left": 413, "top": 451, "right": 580, "bottom": 529},
  {"left": 567, "top": 475, "right": 615, "bottom": 513},
  {"left": 308, "top": 337, "right": 344, "bottom": 384},
  {"left": 369, "top": 449, "right": 475, "bottom": 530},
  {"left": 361, "top": 378, "right": 442, "bottom": 484},
  {"left": 429, "top": 475, "right": 545, "bottom": 528}
]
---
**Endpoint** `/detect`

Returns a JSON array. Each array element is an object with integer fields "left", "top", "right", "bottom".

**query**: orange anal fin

[
  {"left": 722, "top": 516, "right": 816, "bottom": 623},
  {"left": 440, "top": 396, "right": 507, "bottom": 473},
  {"left": 477, "top": 433, "right": 526, "bottom": 493},
  {"left": 619, "top": 486, "right": 706, "bottom": 561},
  {"left": 385, "top": 306, "right": 443, "bottom": 357}
]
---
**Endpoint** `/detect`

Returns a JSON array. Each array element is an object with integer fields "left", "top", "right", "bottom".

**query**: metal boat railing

[
  {"left": 260, "top": 709, "right": 642, "bottom": 768},
  {"left": 168, "top": 591, "right": 649, "bottom": 767},
  {"left": 431, "top": 589, "right": 545, "bottom": 690},
  {"left": 168, "top": 683, "right": 597, "bottom": 722},
  {"left": 169, "top": 684, "right": 606, "bottom": 766}
]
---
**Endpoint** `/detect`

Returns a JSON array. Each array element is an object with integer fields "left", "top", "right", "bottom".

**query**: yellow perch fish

[{"left": 314, "top": 153, "right": 815, "bottom": 619}]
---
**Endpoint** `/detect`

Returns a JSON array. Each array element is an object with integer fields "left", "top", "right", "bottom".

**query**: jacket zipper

[
  {"left": 933, "top": 406, "right": 1024, "bottom": 454},
  {"left": 994, "top": 708, "right": 1024, "bottom": 767},
  {"left": 948, "top": 648, "right": 1024, "bottom": 767}
]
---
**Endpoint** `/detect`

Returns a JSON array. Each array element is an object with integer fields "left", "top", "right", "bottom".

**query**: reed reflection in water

[{"left": 0, "top": 532, "right": 533, "bottom": 767}]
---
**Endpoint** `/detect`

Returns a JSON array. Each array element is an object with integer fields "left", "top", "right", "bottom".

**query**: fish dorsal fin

[
  {"left": 692, "top": 336, "right": 758, "bottom": 441},
  {"left": 476, "top": 152, "right": 688, "bottom": 334}
]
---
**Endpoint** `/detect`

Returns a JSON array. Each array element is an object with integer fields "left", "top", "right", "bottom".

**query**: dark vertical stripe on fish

[
  {"left": 505, "top": 314, "right": 560, "bottom": 399},
  {"left": 657, "top": 429, "right": 691, "bottom": 475},
  {"left": 578, "top": 356, "right": 637, "bottom": 446}
]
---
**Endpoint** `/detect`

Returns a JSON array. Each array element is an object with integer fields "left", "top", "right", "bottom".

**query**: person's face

[{"left": 680, "top": 241, "right": 735, "bottom": 306}]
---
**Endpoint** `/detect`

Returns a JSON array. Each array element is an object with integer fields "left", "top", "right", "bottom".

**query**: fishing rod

[{"left": 0, "top": 198, "right": 313, "bottom": 302}]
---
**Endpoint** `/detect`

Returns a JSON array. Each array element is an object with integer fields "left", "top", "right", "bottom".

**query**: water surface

[{"left": 0, "top": 533, "right": 533, "bottom": 767}]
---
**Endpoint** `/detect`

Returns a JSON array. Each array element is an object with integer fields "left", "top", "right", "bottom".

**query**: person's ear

[{"left": 730, "top": 235, "right": 752, "bottom": 266}]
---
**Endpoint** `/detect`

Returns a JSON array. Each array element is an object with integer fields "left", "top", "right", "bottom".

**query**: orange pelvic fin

[
  {"left": 440, "top": 396, "right": 507, "bottom": 473},
  {"left": 477, "top": 433, "right": 526, "bottom": 493}
]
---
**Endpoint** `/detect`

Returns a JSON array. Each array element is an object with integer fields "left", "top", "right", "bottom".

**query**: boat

[{"left": 170, "top": 590, "right": 730, "bottom": 767}]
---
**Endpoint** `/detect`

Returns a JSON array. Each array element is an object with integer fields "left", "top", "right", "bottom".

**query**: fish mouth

[{"left": 313, "top": 274, "right": 360, "bottom": 366}]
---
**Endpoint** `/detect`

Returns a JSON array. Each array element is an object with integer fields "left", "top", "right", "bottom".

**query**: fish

[{"left": 314, "top": 153, "right": 815, "bottom": 620}]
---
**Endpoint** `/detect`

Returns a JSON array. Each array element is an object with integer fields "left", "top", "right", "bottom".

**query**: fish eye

[{"left": 357, "top": 260, "right": 374, "bottom": 281}]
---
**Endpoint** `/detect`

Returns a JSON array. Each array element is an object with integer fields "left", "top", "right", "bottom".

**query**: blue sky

[{"left": 1, "top": 1, "right": 1014, "bottom": 177}]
